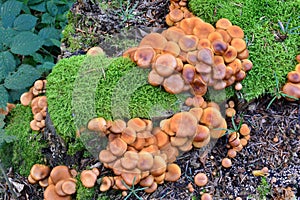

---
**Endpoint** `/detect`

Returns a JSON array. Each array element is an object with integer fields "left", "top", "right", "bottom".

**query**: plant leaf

[
  {"left": 4, "top": 64, "right": 41, "bottom": 90},
  {"left": 10, "top": 32, "right": 44, "bottom": 55},
  {"left": 8, "top": 89, "right": 27, "bottom": 102},
  {"left": 37, "top": 61, "right": 55, "bottom": 73},
  {"left": 0, "top": 0, "right": 23, "bottom": 28},
  {"left": 38, "top": 27, "right": 61, "bottom": 46},
  {"left": 0, "top": 114, "right": 5, "bottom": 129},
  {"left": 46, "top": 1, "right": 58, "bottom": 16},
  {"left": 0, "top": 85, "right": 9, "bottom": 109},
  {"left": 0, "top": 27, "right": 18, "bottom": 46},
  {"left": 13, "top": 14, "right": 37, "bottom": 31},
  {"left": 0, "top": 51, "right": 16, "bottom": 82},
  {"left": 28, "top": 1, "right": 46, "bottom": 12},
  {"left": 41, "top": 13, "right": 55, "bottom": 24}
]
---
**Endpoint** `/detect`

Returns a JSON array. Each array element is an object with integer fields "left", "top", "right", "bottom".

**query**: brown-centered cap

[
  {"left": 139, "top": 33, "right": 167, "bottom": 52},
  {"left": 44, "top": 184, "right": 71, "bottom": 200},
  {"left": 120, "top": 151, "right": 139, "bottom": 170},
  {"left": 153, "top": 53, "right": 177, "bottom": 77},
  {"left": 139, "top": 175, "right": 154, "bottom": 187},
  {"left": 150, "top": 155, "right": 167, "bottom": 177},
  {"left": 130, "top": 132, "right": 146, "bottom": 150},
  {"left": 197, "top": 38, "right": 211, "bottom": 49},
  {"left": 194, "top": 172, "right": 208, "bottom": 186},
  {"left": 231, "top": 38, "right": 246, "bottom": 53},
  {"left": 225, "top": 66, "right": 234, "bottom": 79},
  {"left": 200, "top": 107, "right": 223, "bottom": 128},
  {"left": 154, "top": 129, "right": 170, "bottom": 148},
  {"left": 191, "top": 75, "right": 208, "bottom": 96},
  {"left": 164, "top": 27, "right": 185, "bottom": 43},
  {"left": 186, "top": 51, "right": 198, "bottom": 65},
  {"left": 193, "top": 125, "right": 210, "bottom": 142},
  {"left": 178, "top": 35, "right": 199, "bottom": 52},
  {"left": 193, "top": 22, "right": 215, "bottom": 39},
  {"left": 223, "top": 45, "right": 237, "bottom": 63},
  {"left": 163, "top": 74, "right": 185, "bottom": 94},
  {"left": 287, "top": 71, "right": 300, "bottom": 83},
  {"left": 121, "top": 127, "right": 136, "bottom": 145},
  {"left": 169, "top": 8, "right": 184, "bottom": 22},
  {"left": 170, "top": 112, "right": 198, "bottom": 137},
  {"left": 227, "top": 58, "right": 242, "bottom": 74},
  {"left": 164, "top": 163, "right": 181, "bottom": 182},
  {"left": 221, "top": 158, "right": 232, "bottom": 168},
  {"left": 110, "top": 119, "right": 126, "bottom": 133},
  {"left": 109, "top": 138, "right": 127, "bottom": 157},
  {"left": 216, "top": 29, "right": 232, "bottom": 43},
  {"left": 212, "top": 63, "right": 226, "bottom": 80},
  {"left": 227, "top": 25, "right": 244, "bottom": 39},
  {"left": 207, "top": 31, "right": 223, "bottom": 42},
  {"left": 197, "top": 47, "right": 214, "bottom": 65},
  {"left": 239, "top": 124, "right": 251, "bottom": 136},
  {"left": 50, "top": 165, "right": 72, "bottom": 185},
  {"left": 182, "top": 64, "right": 196, "bottom": 83},
  {"left": 241, "top": 59, "right": 253, "bottom": 72},
  {"left": 227, "top": 149, "right": 237, "bottom": 158},
  {"left": 80, "top": 170, "right": 98, "bottom": 188},
  {"left": 133, "top": 46, "right": 156, "bottom": 68},
  {"left": 137, "top": 151, "right": 154, "bottom": 171},
  {"left": 148, "top": 69, "right": 164, "bottom": 86},
  {"left": 61, "top": 179, "right": 77, "bottom": 195},
  {"left": 211, "top": 39, "right": 228, "bottom": 55},
  {"left": 30, "top": 164, "right": 51, "bottom": 181},
  {"left": 163, "top": 41, "right": 181, "bottom": 57},
  {"left": 216, "top": 18, "right": 232, "bottom": 30},
  {"left": 237, "top": 48, "right": 249, "bottom": 60},
  {"left": 235, "top": 70, "right": 246, "bottom": 82},
  {"left": 99, "top": 149, "right": 117, "bottom": 163}
]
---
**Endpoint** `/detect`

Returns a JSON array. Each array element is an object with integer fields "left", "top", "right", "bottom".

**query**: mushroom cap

[
  {"left": 178, "top": 35, "right": 199, "bottom": 52},
  {"left": 216, "top": 18, "right": 232, "bottom": 30},
  {"left": 207, "top": 31, "right": 223, "bottom": 42},
  {"left": 231, "top": 38, "right": 246, "bottom": 53},
  {"left": 180, "top": 17, "right": 204, "bottom": 35},
  {"left": 154, "top": 53, "right": 177, "bottom": 77},
  {"left": 170, "top": 136, "right": 188, "bottom": 147},
  {"left": 163, "top": 41, "right": 181, "bottom": 57},
  {"left": 170, "top": 112, "right": 198, "bottom": 137},
  {"left": 191, "top": 75, "right": 208, "bottom": 96},
  {"left": 223, "top": 45, "right": 238, "bottom": 63},
  {"left": 121, "top": 127, "right": 137, "bottom": 145},
  {"left": 121, "top": 168, "right": 141, "bottom": 186},
  {"left": 214, "top": 55, "right": 225, "bottom": 66},
  {"left": 296, "top": 55, "right": 300, "bottom": 63},
  {"left": 194, "top": 172, "right": 208, "bottom": 186},
  {"left": 211, "top": 40, "right": 228, "bottom": 55},
  {"left": 34, "top": 80, "right": 44, "bottom": 90},
  {"left": 131, "top": 133, "right": 146, "bottom": 150},
  {"left": 216, "top": 29, "right": 232, "bottom": 43},
  {"left": 38, "top": 177, "right": 49, "bottom": 188},
  {"left": 186, "top": 51, "right": 199, "bottom": 65},
  {"left": 164, "top": 27, "right": 185, "bottom": 43},
  {"left": 28, "top": 174, "right": 37, "bottom": 184},
  {"left": 20, "top": 92, "right": 33, "bottom": 106},
  {"left": 239, "top": 124, "right": 250, "bottom": 136},
  {"left": 61, "top": 180, "right": 77, "bottom": 195},
  {"left": 80, "top": 170, "right": 97, "bottom": 188},
  {"left": 37, "top": 96, "right": 47, "bottom": 108},
  {"left": 212, "top": 63, "right": 226, "bottom": 80},
  {"left": 235, "top": 70, "right": 246, "bottom": 82},
  {"left": 30, "top": 164, "right": 51, "bottom": 181},
  {"left": 123, "top": 47, "right": 137, "bottom": 60},
  {"left": 201, "top": 193, "right": 213, "bottom": 200},
  {"left": 235, "top": 82, "right": 243, "bottom": 91},
  {"left": 197, "top": 47, "right": 214, "bottom": 65},
  {"left": 139, "top": 175, "right": 154, "bottom": 187},
  {"left": 228, "top": 58, "right": 242, "bottom": 74},
  {"left": 241, "top": 59, "right": 253, "bottom": 72},
  {"left": 44, "top": 184, "right": 71, "bottom": 200},
  {"left": 237, "top": 49, "right": 249, "bottom": 60},
  {"left": 154, "top": 129, "right": 170, "bottom": 148},
  {"left": 110, "top": 119, "right": 126, "bottom": 133},
  {"left": 99, "top": 149, "right": 117, "bottom": 164},
  {"left": 197, "top": 38, "right": 211, "bottom": 49},
  {"left": 100, "top": 176, "right": 112, "bottom": 192},
  {"left": 160, "top": 143, "right": 179, "bottom": 163},
  {"left": 200, "top": 107, "right": 223, "bottom": 128},
  {"left": 209, "top": 118, "right": 227, "bottom": 138},
  {"left": 225, "top": 66, "right": 234, "bottom": 79},
  {"left": 193, "top": 22, "right": 215, "bottom": 39},
  {"left": 221, "top": 158, "right": 232, "bottom": 168},
  {"left": 226, "top": 25, "right": 244, "bottom": 39},
  {"left": 151, "top": 155, "right": 167, "bottom": 177},
  {"left": 109, "top": 138, "right": 127, "bottom": 157},
  {"left": 148, "top": 69, "right": 164, "bottom": 86},
  {"left": 189, "top": 107, "right": 204, "bottom": 122},
  {"left": 133, "top": 46, "right": 156, "bottom": 68},
  {"left": 195, "top": 62, "right": 212, "bottom": 74},
  {"left": 227, "top": 149, "right": 237, "bottom": 158},
  {"left": 287, "top": 71, "right": 300, "bottom": 83},
  {"left": 164, "top": 163, "right": 181, "bottom": 182},
  {"left": 225, "top": 107, "right": 236, "bottom": 117},
  {"left": 87, "top": 117, "right": 107, "bottom": 132},
  {"left": 182, "top": 64, "right": 196, "bottom": 83},
  {"left": 169, "top": 8, "right": 184, "bottom": 22},
  {"left": 87, "top": 46, "right": 105, "bottom": 56},
  {"left": 137, "top": 152, "right": 154, "bottom": 171},
  {"left": 240, "top": 138, "right": 248, "bottom": 146},
  {"left": 193, "top": 125, "right": 210, "bottom": 142},
  {"left": 163, "top": 74, "right": 185, "bottom": 94},
  {"left": 127, "top": 118, "right": 146, "bottom": 132},
  {"left": 120, "top": 151, "right": 139, "bottom": 170},
  {"left": 139, "top": 33, "right": 167, "bottom": 52},
  {"left": 144, "top": 181, "right": 158, "bottom": 193}
]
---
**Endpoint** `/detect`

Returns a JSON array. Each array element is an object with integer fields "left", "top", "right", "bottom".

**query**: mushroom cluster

[
  {"left": 166, "top": 0, "right": 194, "bottom": 26},
  {"left": 282, "top": 55, "right": 300, "bottom": 100},
  {"left": 20, "top": 80, "right": 48, "bottom": 131},
  {"left": 28, "top": 165, "right": 77, "bottom": 200},
  {"left": 124, "top": 17, "right": 252, "bottom": 96}
]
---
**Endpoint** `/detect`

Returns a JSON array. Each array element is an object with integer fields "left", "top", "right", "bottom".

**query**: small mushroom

[
  {"left": 121, "top": 127, "right": 137, "bottom": 145},
  {"left": 87, "top": 117, "right": 107, "bottom": 132},
  {"left": 227, "top": 149, "right": 237, "bottom": 158},
  {"left": 139, "top": 33, "right": 167, "bottom": 52},
  {"left": 169, "top": 8, "right": 184, "bottom": 22},
  {"left": 61, "top": 179, "right": 77, "bottom": 195},
  {"left": 120, "top": 151, "right": 139, "bottom": 170},
  {"left": 231, "top": 38, "right": 246, "bottom": 53},
  {"left": 127, "top": 118, "right": 146, "bottom": 132},
  {"left": 20, "top": 92, "right": 33, "bottom": 106},
  {"left": 87, "top": 46, "right": 105, "bottom": 56},
  {"left": 30, "top": 164, "right": 51, "bottom": 182},
  {"left": 80, "top": 170, "right": 98, "bottom": 188},
  {"left": 133, "top": 46, "right": 156, "bottom": 68},
  {"left": 221, "top": 158, "right": 232, "bottom": 168},
  {"left": 194, "top": 172, "right": 208, "bottom": 186},
  {"left": 148, "top": 69, "right": 164, "bottom": 86},
  {"left": 223, "top": 46, "right": 237, "bottom": 63},
  {"left": 137, "top": 152, "right": 154, "bottom": 171},
  {"left": 287, "top": 71, "right": 300, "bottom": 83},
  {"left": 110, "top": 119, "right": 126, "bottom": 133},
  {"left": 178, "top": 35, "right": 199, "bottom": 52},
  {"left": 100, "top": 176, "right": 113, "bottom": 192},
  {"left": 153, "top": 53, "right": 177, "bottom": 77},
  {"left": 164, "top": 164, "right": 181, "bottom": 182},
  {"left": 109, "top": 138, "right": 127, "bottom": 157},
  {"left": 211, "top": 40, "right": 228, "bottom": 55},
  {"left": 99, "top": 149, "right": 117, "bottom": 164},
  {"left": 193, "top": 22, "right": 215, "bottom": 39},
  {"left": 201, "top": 193, "right": 213, "bottom": 200},
  {"left": 197, "top": 48, "right": 214, "bottom": 65},
  {"left": 163, "top": 74, "right": 185, "bottom": 94},
  {"left": 215, "top": 18, "right": 232, "bottom": 30},
  {"left": 151, "top": 156, "right": 167, "bottom": 177},
  {"left": 226, "top": 25, "right": 244, "bottom": 39},
  {"left": 170, "top": 112, "right": 198, "bottom": 137}
]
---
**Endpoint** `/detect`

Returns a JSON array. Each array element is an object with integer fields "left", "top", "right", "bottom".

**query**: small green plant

[
  {"left": 0, "top": 114, "right": 15, "bottom": 147},
  {"left": 257, "top": 177, "right": 271, "bottom": 200},
  {"left": 267, "top": 72, "right": 299, "bottom": 109},
  {"left": 0, "top": 0, "right": 74, "bottom": 109},
  {"left": 278, "top": 17, "right": 300, "bottom": 35},
  {"left": 117, "top": 0, "right": 139, "bottom": 23},
  {"left": 121, "top": 177, "right": 148, "bottom": 200}
]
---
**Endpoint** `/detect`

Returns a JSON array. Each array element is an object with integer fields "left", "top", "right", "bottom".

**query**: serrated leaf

[
  {"left": 13, "top": 14, "right": 37, "bottom": 31},
  {"left": 4, "top": 64, "right": 41, "bottom": 90},
  {"left": 0, "top": 27, "right": 18, "bottom": 46},
  {"left": 29, "top": 1, "right": 45, "bottom": 12},
  {"left": 46, "top": 1, "right": 58, "bottom": 16},
  {"left": 0, "top": 0, "right": 23, "bottom": 28},
  {"left": 10, "top": 32, "right": 44, "bottom": 55},
  {"left": 0, "top": 85, "right": 9, "bottom": 109},
  {"left": 41, "top": 13, "right": 55, "bottom": 24},
  {"left": 0, "top": 51, "right": 16, "bottom": 82}
]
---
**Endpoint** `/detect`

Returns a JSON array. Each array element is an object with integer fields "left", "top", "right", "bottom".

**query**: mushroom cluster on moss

[
  {"left": 166, "top": 0, "right": 194, "bottom": 26},
  {"left": 28, "top": 165, "right": 77, "bottom": 200},
  {"left": 124, "top": 17, "right": 252, "bottom": 96},
  {"left": 20, "top": 79, "right": 48, "bottom": 131},
  {"left": 282, "top": 55, "right": 300, "bottom": 100}
]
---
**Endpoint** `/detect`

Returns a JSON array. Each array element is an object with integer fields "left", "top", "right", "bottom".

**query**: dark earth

[{"left": 1, "top": 0, "right": 299, "bottom": 199}]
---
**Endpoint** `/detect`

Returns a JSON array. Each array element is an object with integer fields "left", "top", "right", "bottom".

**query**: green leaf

[
  {"left": 49, "top": 38, "right": 61, "bottom": 47},
  {"left": 0, "top": 0, "right": 23, "bottom": 28},
  {"left": 46, "top": 1, "right": 58, "bottom": 16},
  {"left": 13, "top": 14, "right": 37, "bottom": 31},
  {"left": 0, "top": 114, "right": 5, "bottom": 129},
  {"left": 38, "top": 27, "right": 61, "bottom": 46},
  {"left": 32, "top": 52, "right": 44, "bottom": 63},
  {"left": 10, "top": 32, "right": 44, "bottom": 55},
  {"left": 0, "top": 132, "right": 16, "bottom": 146},
  {"left": 37, "top": 61, "right": 54, "bottom": 73},
  {"left": 0, "top": 27, "right": 18, "bottom": 46},
  {"left": 4, "top": 64, "right": 41, "bottom": 90},
  {"left": 8, "top": 88, "right": 27, "bottom": 101},
  {"left": 41, "top": 13, "right": 55, "bottom": 24},
  {"left": 0, "top": 85, "right": 9, "bottom": 109},
  {"left": 29, "top": 1, "right": 46, "bottom": 12},
  {"left": 28, "top": 0, "right": 44, "bottom": 5},
  {"left": 0, "top": 51, "right": 16, "bottom": 82}
]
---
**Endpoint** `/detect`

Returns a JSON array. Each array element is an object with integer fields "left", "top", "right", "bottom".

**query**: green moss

[
  {"left": 47, "top": 55, "right": 181, "bottom": 154},
  {"left": 0, "top": 105, "right": 46, "bottom": 176},
  {"left": 189, "top": 0, "right": 300, "bottom": 101},
  {"left": 76, "top": 177, "right": 97, "bottom": 200}
]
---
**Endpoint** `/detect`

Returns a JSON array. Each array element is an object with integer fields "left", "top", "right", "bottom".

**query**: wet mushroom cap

[
  {"left": 193, "top": 22, "right": 215, "bottom": 39},
  {"left": 227, "top": 25, "right": 244, "bottom": 39},
  {"left": 30, "top": 164, "right": 51, "bottom": 181},
  {"left": 215, "top": 18, "right": 232, "bottom": 30},
  {"left": 80, "top": 170, "right": 98, "bottom": 188},
  {"left": 134, "top": 46, "right": 156, "bottom": 68},
  {"left": 154, "top": 53, "right": 177, "bottom": 77},
  {"left": 61, "top": 180, "right": 77, "bottom": 195},
  {"left": 109, "top": 138, "right": 128, "bottom": 157},
  {"left": 20, "top": 92, "right": 33, "bottom": 106},
  {"left": 170, "top": 112, "right": 198, "bottom": 137},
  {"left": 163, "top": 74, "right": 185, "bottom": 94},
  {"left": 194, "top": 172, "right": 208, "bottom": 186},
  {"left": 164, "top": 164, "right": 181, "bottom": 182},
  {"left": 148, "top": 70, "right": 164, "bottom": 86},
  {"left": 231, "top": 38, "right": 246, "bottom": 53},
  {"left": 178, "top": 35, "right": 199, "bottom": 52},
  {"left": 221, "top": 158, "right": 232, "bottom": 168},
  {"left": 169, "top": 8, "right": 184, "bottom": 22},
  {"left": 139, "top": 33, "right": 167, "bottom": 51},
  {"left": 287, "top": 71, "right": 300, "bottom": 83},
  {"left": 137, "top": 151, "right": 154, "bottom": 171},
  {"left": 282, "top": 82, "right": 300, "bottom": 99}
]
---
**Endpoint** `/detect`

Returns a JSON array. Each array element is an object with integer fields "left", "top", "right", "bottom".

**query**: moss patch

[
  {"left": 0, "top": 105, "right": 46, "bottom": 176},
  {"left": 47, "top": 55, "right": 181, "bottom": 154},
  {"left": 189, "top": 0, "right": 300, "bottom": 101}
]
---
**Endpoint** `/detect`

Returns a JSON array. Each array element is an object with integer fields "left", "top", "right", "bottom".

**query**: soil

[{"left": 1, "top": 0, "right": 299, "bottom": 200}]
